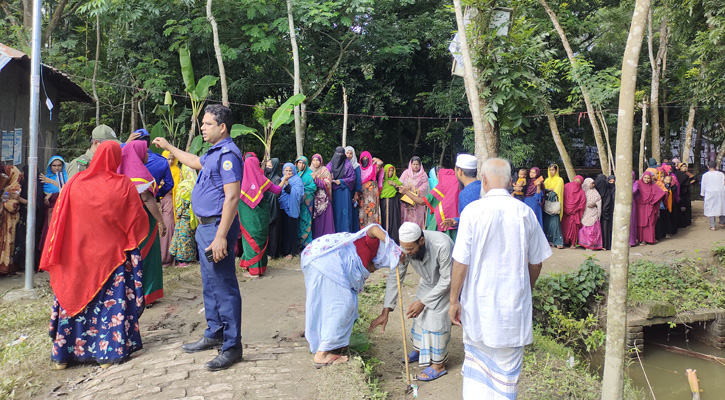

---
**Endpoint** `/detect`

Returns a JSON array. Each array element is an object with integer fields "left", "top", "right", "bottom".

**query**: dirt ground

[{"left": 0, "top": 200, "right": 722, "bottom": 399}]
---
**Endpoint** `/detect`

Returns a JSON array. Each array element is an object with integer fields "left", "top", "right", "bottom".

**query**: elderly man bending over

[
  {"left": 302, "top": 224, "right": 401, "bottom": 368},
  {"left": 449, "top": 158, "right": 552, "bottom": 399},
  {"left": 369, "top": 222, "right": 453, "bottom": 381}
]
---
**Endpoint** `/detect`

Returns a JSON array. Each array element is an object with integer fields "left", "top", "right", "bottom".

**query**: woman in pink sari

[
  {"left": 561, "top": 175, "right": 586, "bottom": 248},
  {"left": 634, "top": 171, "right": 667, "bottom": 245},
  {"left": 399, "top": 156, "right": 429, "bottom": 229},
  {"left": 577, "top": 178, "right": 603, "bottom": 250}
]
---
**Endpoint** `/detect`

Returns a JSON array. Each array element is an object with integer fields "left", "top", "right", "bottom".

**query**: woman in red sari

[
  {"left": 561, "top": 175, "right": 586, "bottom": 249},
  {"left": 634, "top": 171, "right": 667, "bottom": 245},
  {"left": 41, "top": 141, "right": 149, "bottom": 368}
]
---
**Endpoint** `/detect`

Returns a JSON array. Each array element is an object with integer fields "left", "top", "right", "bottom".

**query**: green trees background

[{"left": 2, "top": 0, "right": 723, "bottom": 173}]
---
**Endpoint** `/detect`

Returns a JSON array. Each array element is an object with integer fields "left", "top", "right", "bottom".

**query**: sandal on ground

[
  {"left": 556, "top": 245, "right": 564, "bottom": 249},
  {"left": 415, "top": 366, "right": 447, "bottom": 382},
  {"left": 401, "top": 350, "right": 419, "bottom": 364},
  {"left": 53, "top": 363, "right": 67, "bottom": 370},
  {"left": 710, "top": 227, "right": 717, "bottom": 231},
  {"left": 241, "top": 270, "right": 260, "bottom": 279},
  {"left": 313, "top": 354, "right": 346, "bottom": 369},
  {"left": 175, "top": 262, "right": 189, "bottom": 268}
]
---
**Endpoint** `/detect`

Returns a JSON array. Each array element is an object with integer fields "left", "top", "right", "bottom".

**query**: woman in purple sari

[
  {"left": 326, "top": 146, "right": 356, "bottom": 233},
  {"left": 310, "top": 154, "right": 335, "bottom": 238}
]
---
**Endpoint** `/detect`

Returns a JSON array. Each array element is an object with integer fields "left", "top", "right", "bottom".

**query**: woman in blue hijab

[
  {"left": 39, "top": 156, "right": 68, "bottom": 252},
  {"left": 279, "top": 162, "right": 304, "bottom": 259}
]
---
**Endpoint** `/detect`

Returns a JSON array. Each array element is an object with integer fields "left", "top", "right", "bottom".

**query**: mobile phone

[{"left": 205, "top": 249, "right": 214, "bottom": 263}]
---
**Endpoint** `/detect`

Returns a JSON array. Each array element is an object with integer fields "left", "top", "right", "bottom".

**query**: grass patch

[
  {"left": 352, "top": 278, "right": 388, "bottom": 400},
  {"left": 0, "top": 283, "right": 55, "bottom": 400},
  {"left": 628, "top": 258, "right": 725, "bottom": 312},
  {"left": 712, "top": 242, "right": 725, "bottom": 266},
  {"left": 519, "top": 329, "right": 644, "bottom": 400}
]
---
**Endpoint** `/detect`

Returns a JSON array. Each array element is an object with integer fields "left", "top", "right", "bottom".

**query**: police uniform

[
  {"left": 192, "top": 137, "right": 244, "bottom": 352},
  {"left": 66, "top": 150, "right": 93, "bottom": 178}
]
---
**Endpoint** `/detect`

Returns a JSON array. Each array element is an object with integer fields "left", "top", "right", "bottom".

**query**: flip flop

[
  {"left": 415, "top": 366, "right": 447, "bottom": 382},
  {"left": 313, "top": 354, "right": 346, "bottom": 369},
  {"left": 401, "top": 350, "right": 419, "bottom": 364}
]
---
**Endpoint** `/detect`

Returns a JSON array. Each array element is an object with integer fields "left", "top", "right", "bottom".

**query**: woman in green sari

[
  {"left": 169, "top": 165, "right": 198, "bottom": 266},
  {"left": 238, "top": 153, "right": 282, "bottom": 278},
  {"left": 379, "top": 164, "right": 402, "bottom": 244},
  {"left": 296, "top": 156, "right": 317, "bottom": 249}
]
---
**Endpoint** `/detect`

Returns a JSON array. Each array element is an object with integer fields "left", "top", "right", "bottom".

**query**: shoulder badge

[{"left": 223, "top": 160, "right": 233, "bottom": 171}]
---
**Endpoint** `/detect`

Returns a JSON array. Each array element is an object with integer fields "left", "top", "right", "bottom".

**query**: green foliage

[
  {"left": 532, "top": 257, "right": 607, "bottom": 352},
  {"left": 711, "top": 242, "right": 725, "bottom": 266},
  {"left": 627, "top": 259, "right": 725, "bottom": 312}
]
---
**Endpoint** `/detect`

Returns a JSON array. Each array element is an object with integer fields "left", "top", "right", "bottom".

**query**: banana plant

[
  {"left": 229, "top": 94, "right": 306, "bottom": 162},
  {"left": 153, "top": 91, "right": 190, "bottom": 148},
  {"left": 179, "top": 46, "right": 219, "bottom": 151}
]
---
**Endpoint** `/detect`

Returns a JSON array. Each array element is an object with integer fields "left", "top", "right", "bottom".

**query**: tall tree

[
  {"left": 536, "top": 0, "right": 610, "bottom": 175},
  {"left": 286, "top": 0, "right": 303, "bottom": 156},
  {"left": 207, "top": 0, "right": 228, "bottom": 106},
  {"left": 601, "top": 0, "right": 651, "bottom": 398},
  {"left": 647, "top": 10, "right": 668, "bottom": 163}
]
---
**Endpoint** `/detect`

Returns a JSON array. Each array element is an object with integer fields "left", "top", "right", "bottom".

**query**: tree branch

[
  {"left": 42, "top": 0, "right": 69, "bottom": 45},
  {"left": 304, "top": 35, "right": 356, "bottom": 105}
]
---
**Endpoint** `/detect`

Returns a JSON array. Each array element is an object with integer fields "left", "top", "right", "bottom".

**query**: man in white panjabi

[
  {"left": 449, "top": 158, "right": 552, "bottom": 399},
  {"left": 369, "top": 222, "right": 453, "bottom": 382},
  {"left": 701, "top": 160, "right": 725, "bottom": 231}
]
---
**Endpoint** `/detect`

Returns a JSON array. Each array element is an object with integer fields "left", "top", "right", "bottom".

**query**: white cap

[
  {"left": 456, "top": 154, "right": 477, "bottom": 170},
  {"left": 399, "top": 222, "right": 422, "bottom": 243}
]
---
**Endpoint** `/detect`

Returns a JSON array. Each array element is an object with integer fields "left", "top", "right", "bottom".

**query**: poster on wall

[
  {"left": 13, "top": 128, "right": 22, "bottom": 165},
  {"left": 2, "top": 130, "right": 13, "bottom": 161}
]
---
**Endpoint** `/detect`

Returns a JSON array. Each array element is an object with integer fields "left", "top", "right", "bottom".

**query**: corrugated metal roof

[{"left": 0, "top": 43, "right": 93, "bottom": 103}]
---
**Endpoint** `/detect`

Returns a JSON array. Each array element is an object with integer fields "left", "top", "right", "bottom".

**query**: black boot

[
  {"left": 181, "top": 336, "right": 223, "bottom": 353},
  {"left": 205, "top": 347, "right": 243, "bottom": 371}
]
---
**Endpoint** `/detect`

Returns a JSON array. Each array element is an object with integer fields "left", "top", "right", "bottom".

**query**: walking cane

[{"left": 394, "top": 264, "right": 415, "bottom": 394}]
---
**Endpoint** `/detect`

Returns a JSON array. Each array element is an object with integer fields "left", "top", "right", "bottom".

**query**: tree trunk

[
  {"left": 716, "top": 125, "right": 725, "bottom": 167},
  {"left": 601, "top": 1, "right": 651, "bottom": 398},
  {"left": 544, "top": 104, "right": 576, "bottom": 180},
  {"left": 413, "top": 117, "right": 422, "bottom": 155},
  {"left": 537, "top": 0, "right": 609, "bottom": 175},
  {"left": 341, "top": 86, "right": 348, "bottom": 147},
  {"left": 130, "top": 95, "right": 136, "bottom": 134},
  {"left": 287, "top": 0, "right": 303, "bottom": 157},
  {"left": 682, "top": 105, "right": 696, "bottom": 165},
  {"left": 92, "top": 13, "right": 100, "bottom": 126},
  {"left": 647, "top": 11, "right": 668, "bottom": 163},
  {"left": 662, "top": 42, "right": 670, "bottom": 157},
  {"left": 119, "top": 90, "right": 126, "bottom": 137},
  {"left": 207, "top": 0, "right": 228, "bottom": 107},
  {"left": 439, "top": 116, "right": 453, "bottom": 167},
  {"left": 452, "top": 0, "right": 489, "bottom": 174},
  {"left": 692, "top": 124, "right": 702, "bottom": 176},
  {"left": 137, "top": 99, "right": 147, "bottom": 130},
  {"left": 639, "top": 101, "right": 648, "bottom": 178}
]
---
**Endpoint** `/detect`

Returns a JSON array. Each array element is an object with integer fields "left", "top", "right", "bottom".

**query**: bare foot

[
  {"left": 313, "top": 352, "right": 349, "bottom": 366},
  {"left": 285, "top": 255, "right": 294, "bottom": 260}
]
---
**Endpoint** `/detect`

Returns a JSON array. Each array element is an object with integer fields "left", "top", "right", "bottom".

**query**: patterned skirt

[
  {"left": 49, "top": 249, "right": 145, "bottom": 365},
  {"left": 359, "top": 180, "right": 380, "bottom": 228},
  {"left": 169, "top": 201, "right": 197, "bottom": 263}
]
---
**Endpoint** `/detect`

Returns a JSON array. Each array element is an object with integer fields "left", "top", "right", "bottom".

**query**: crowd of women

[{"left": 522, "top": 158, "right": 696, "bottom": 251}]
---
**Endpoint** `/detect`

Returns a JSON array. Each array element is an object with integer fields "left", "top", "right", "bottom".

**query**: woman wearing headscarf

[
  {"left": 656, "top": 174, "right": 677, "bottom": 240},
  {"left": 118, "top": 140, "right": 167, "bottom": 304},
  {"left": 543, "top": 164, "right": 565, "bottom": 249},
  {"left": 159, "top": 151, "right": 180, "bottom": 265},
  {"left": 38, "top": 156, "right": 67, "bottom": 255},
  {"left": 561, "top": 175, "right": 586, "bottom": 248},
  {"left": 523, "top": 167, "right": 545, "bottom": 229},
  {"left": 664, "top": 164, "right": 681, "bottom": 236},
  {"left": 594, "top": 174, "right": 615, "bottom": 250},
  {"left": 41, "top": 141, "right": 148, "bottom": 369},
  {"left": 399, "top": 156, "right": 430, "bottom": 229},
  {"left": 634, "top": 171, "right": 667, "bottom": 245},
  {"left": 310, "top": 154, "right": 335, "bottom": 238},
  {"left": 577, "top": 178, "right": 603, "bottom": 250},
  {"left": 169, "top": 165, "right": 198, "bottom": 267},
  {"left": 630, "top": 171, "right": 639, "bottom": 246},
  {"left": 265, "top": 158, "right": 283, "bottom": 259},
  {"left": 398, "top": 168, "right": 460, "bottom": 240},
  {"left": 345, "top": 146, "right": 362, "bottom": 231},
  {"left": 358, "top": 151, "right": 381, "bottom": 228},
  {"left": 327, "top": 147, "right": 356, "bottom": 233},
  {"left": 238, "top": 154, "right": 282, "bottom": 277},
  {"left": 645, "top": 157, "right": 659, "bottom": 177},
  {"left": 0, "top": 166, "right": 25, "bottom": 275},
  {"left": 379, "top": 164, "right": 403, "bottom": 244},
  {"left": 296, "top": 156, "right": 317, "bottom": 249},
  {"left": 675, "top": 162, "right": 695, "bottom": 227},
  {"left": 279, "top": 162, "right": 304, "bottom": 259}
]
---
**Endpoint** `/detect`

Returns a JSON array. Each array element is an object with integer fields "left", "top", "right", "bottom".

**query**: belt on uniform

[{"left": 199, "top": 216, "right": 220, "bottom": 225}]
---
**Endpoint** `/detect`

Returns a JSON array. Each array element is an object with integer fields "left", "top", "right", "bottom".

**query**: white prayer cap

[
  {"left": 399, "top": 222, "right": 422, "bottom": 243},
  {"left": 456, "top": 154, "right": 477, "bottom": 170}
]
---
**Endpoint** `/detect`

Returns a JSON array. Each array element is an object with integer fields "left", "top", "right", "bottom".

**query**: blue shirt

[
  {"left": 454, "top": 180, "right": 482, "bottom": 224},
  {"left": 191, "top": 137, "right": 243, "bottom": 217}
]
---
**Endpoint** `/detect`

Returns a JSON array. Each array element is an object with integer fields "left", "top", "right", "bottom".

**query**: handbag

[
  {"left": 544, "top": 191, "right": 561, "bottom": 216},
  {"left": 400, "top": 187, "right": 419, "bottom": 206}
]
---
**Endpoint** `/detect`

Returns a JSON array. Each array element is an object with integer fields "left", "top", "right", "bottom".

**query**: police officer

[
  {"left": 67, "top": 124, "right": 121, "bottom": 178},
  {"left": 153, "top": 104, "right": 243, "bottom": 371}
]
